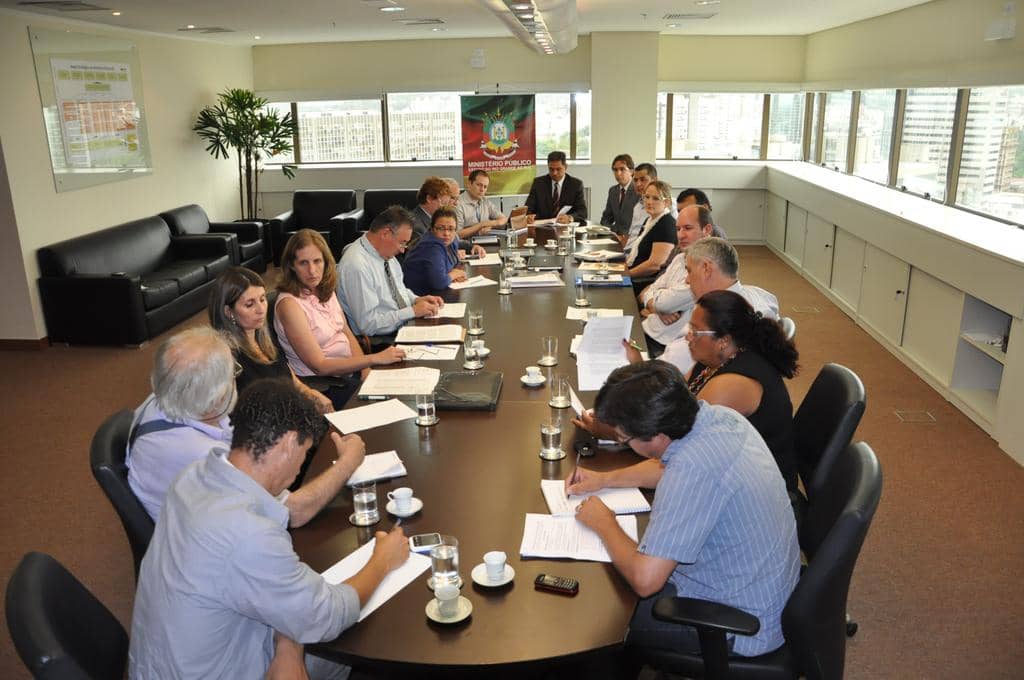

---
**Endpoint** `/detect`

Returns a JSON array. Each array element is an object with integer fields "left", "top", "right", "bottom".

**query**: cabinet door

[
  {"left": 830, "top": 228, "right": 865, "bottom": 314},
  {"left": 784, "top": 204, "right": 807, "bottom": 266},
  {"left": 803, "top": 213, "right": 835, "bottom": 288},
  {"left": 858, "top": 243, "right": 910, "bottom": 346},
  {"left": 766, "top": 194, "right": 787, "bottom": 251}
]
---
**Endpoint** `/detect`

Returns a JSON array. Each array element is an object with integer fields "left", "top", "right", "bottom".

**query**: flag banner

[{"left": 461, "top": 94, "right": 536, "bottom": 194}]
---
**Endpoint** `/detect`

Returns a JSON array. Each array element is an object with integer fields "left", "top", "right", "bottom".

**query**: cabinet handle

[{"left": 824, "top": 244, "right": 831, "bottom": 248}]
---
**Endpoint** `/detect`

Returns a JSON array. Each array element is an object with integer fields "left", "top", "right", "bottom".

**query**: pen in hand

[{"left": 567, "top": 450, "right": 582, "bottom": 498}]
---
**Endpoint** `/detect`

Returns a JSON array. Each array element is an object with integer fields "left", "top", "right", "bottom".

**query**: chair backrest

[
  {"left": 361, "top": 189, "right": 419, "bottom": 223},
  {"left": 293, "top": 190, "right": 357, "bottom": 226},
  {"left": 37, "top": 216, "right": 172, "bottom": 278},
  {"left": 792, "top": 363, "right": 866, "bottom": 501},
  {"left": 6, "top": 552, "right": 129, "bottom": 680},
  {"left": 90, "top": 409, "right": 154, "bottom": 577},
  {"left": 159, "top": 204, "right": 211, "bottom": 236},
  {"left": 781, "top": 316, "right": 796, "bottom": 340},
  {"left": 782, "top": 442, "right": 882, "bottom": 680}
]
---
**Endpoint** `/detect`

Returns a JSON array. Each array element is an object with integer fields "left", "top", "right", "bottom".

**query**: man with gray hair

[{"left": 127, "top": 326, "right": 366, "bottom": 525}]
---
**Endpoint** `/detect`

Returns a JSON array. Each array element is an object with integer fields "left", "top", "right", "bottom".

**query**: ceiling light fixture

[
  {"left": 695, "top": 0, "right": 720, "bottom": 5},
  {"left": 481, "top": 0, "right": 576, "bottom": 55},
  {"left": 186, "top": 24, "right": 195, "bottom": 29},
  {"left": 380, "top": 5, "right": 405, "bottom": 11},
  {"left": 111, "top": 10, "right": 120, "bottom": 16},
  {"left": 254, "top": 35, "right": 261, "bottom": 39},
  {"left": 511, "top": 3, "right": 531, "bottom": 9}
]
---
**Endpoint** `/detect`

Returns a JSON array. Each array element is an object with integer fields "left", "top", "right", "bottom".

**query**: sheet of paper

[
  {"left": 449, "top": 275, "right": 497, "bottom": 290},
  {"left": 519, "top": 513, "right": 638, "bottom": 562},
  {"left": 540, "top": 479, "right": 651, "bottom": 517},
  {"left": 465, "top": 253, "right": 502, "bottom": 267},
  {"left": 565, "top": 307, "right": 624, "bottom": 321},
  {"left": 472, "top": 235, "right": 499, "bottom": 245},
  {"left": 509, "top": 272, "right": 565, "bottom": 287},
  {"left": 397, "top": 344, "right": 460, "bottom": 361},
  {"left": 426, "top": 302, "right": 466, "bottom": 319},
  {"left": 575, "top": 250, "right": 626, "bottom": 261},
  {"left": 577, "top": 354, "right": 630, "bottom": 392},
  {"left": 580, "top": 238, "right": 618, "bottom": 246},
  {"left": 577, "top": 262, "right": 626, "bottom": 272},
  {"left": 576, "top": 316, "right": 633, "bottom": 391},
  {"left": 569, "top": 334, "right": 583, "bottom": 356},
  {"left": 347, "top": 450, "right": 407, "bottom": 485},
  {"left": 569, "top": 385, "right": 584, "bottom": 416},
  {"left": 325, "top": 399, "right": 417, "bottom": 433},
  {"left": 359, "top": 367, "right": 440, "bottom": 397},
  {"left": 321, "top": 539, "right": 431, "bottom": 621},
  {"left": 395, "top": 325, "right": 465, "bottom": 343},
  {"left": 576, "top": 225, "right": 612, "bottom": 235},
  {"left": 582, "top": 273, "right": 624, "bottom": 283}
]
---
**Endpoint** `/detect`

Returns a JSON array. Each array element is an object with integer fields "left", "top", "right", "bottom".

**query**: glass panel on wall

[
  {"left": 822, "top": 91, "right": 852, "bottom": 169},
  {"left": 853, "top": 89, "right": 897, "bottom": 183},
  {"left": 897, "top": 88, "right": 957, "bottom": 200},
  {"left": 669, "top": 93, "right": 763, "bottom": 158},
  {"left": 387, "top": 92, "right": 461, "bottom": 161},
  {"left": 957, "top": 85, "right": 1024, "bottom": 225},
  {"left": 656, "top": 92, "right": 668, "bottom": 158},
  {"left": 574, "top": 92, "right": 591, "bottom": 159},
  {"left": 264, "top": 102, "right": 294, "bottom": 164},
  {"left": 296, "top": 100, "right": 383, "bottom": 163},
  {"left": 766, "top": 93, "right": 804, "bottom": 160},
  {"left": 808, "top": 93, "right": 822, "bottom": 162},
  {"left": 536, "top": 93, "right": 571, "bottom": 158}
]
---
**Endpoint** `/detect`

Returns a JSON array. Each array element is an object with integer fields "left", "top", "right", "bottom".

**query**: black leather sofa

[
  {"left": 159, "top": 204, "right": 266, "bottom": 273},
  {"left": 357, "top": 189, "right": 419, "bottom": 231},
  {"left": 270, "top": 190, "right": 363, "bottom": 264},
  {"left": 37, "top": 216, "right": 232, "bottom": 345}
]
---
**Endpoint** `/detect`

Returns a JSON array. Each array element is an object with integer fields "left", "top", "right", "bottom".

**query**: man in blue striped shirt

[{"left": 568, "top": 361, "right": 799, "bottom": 656}]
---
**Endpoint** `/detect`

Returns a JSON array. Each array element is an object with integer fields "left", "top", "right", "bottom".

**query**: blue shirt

[
  {"left": 337, "top": 235, "right": 418, "bottom": 336},
  {"left": 639, "top": 403, "right": 800, "bottom": 656},
  {"left": 129, "top": 449, "right": 360, "bottom": 679}
]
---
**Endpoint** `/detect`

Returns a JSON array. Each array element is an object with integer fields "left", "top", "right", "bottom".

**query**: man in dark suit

[
  {"left": 600, "top": 154, "right": 639, "bottom": 234},
  {"left": 525, "top": 150, "right": 588, "bottom": 224}
]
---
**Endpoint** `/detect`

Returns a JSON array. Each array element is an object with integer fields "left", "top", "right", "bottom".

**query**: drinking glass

[
  {"left": 574, "top": 277, "right": 590, "bottom": 307},
  {"left": 548, "top": 376, "right": 571, "bottom": 409},
  {"left": 415, "top": 392, "right": 438, "bottom": 426},
  {"left": 498, "top": 267, "right": 512, "bottom": 295},
  {"left": 463, "top": 343, "right": 483, "bottom": 370},
  {"left": 429, "top": 535, "right": 461, "bottom": 589},
  {"left": 538, "top": 335, "right": 558, "bottom": 366},
  {"left": 349, "top": 481, "right": 379, "bottom": 526},
  {"left": 468, "top": 309, "right": 484, "bottom": 336},
  {"left": 540, "top": 421, "right": 565, "bottom": 460}
]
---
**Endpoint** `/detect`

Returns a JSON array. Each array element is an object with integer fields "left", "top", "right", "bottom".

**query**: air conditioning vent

[
  {"left": 661, "top": 12, "right": 718, "bottom": 20},
  {"left": 395, "top": 18, "right": 446, "bottom": 25},
  {"left": 18, "top": 1, "right": 110, "bottom": 11},
  {"left": 177, "top": 26, "right": 236, "bottom": 34}
]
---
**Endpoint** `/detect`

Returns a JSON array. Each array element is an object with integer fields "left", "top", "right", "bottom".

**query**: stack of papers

[
  {"left": 490, "top": 226, "right": 529, "bottom": 237},
  {"left": 539, "top": 479, "right": 651, "bottom": 516},
  {"left": 325, "top": 399, "right": 417, "bottom": 433},
  {"left": 578, "top": 262, "right": 626, "bottom": 272},
  {"left": 565, "top": 307, "right": 623, "bottom": 321},
  {"left": 575, "top": 250, "right": 626, "bottom": 261},
  {"left": 322, "top": 539, "right": 431, "bottom": 621},
  {"left": 465, "top": 253, "right": 502, "bottom": 267},
  {"left": 581, "top": 273, "right": 624, "bottom": 283},
  {"left": 426, "top": 302, "right": 466, "bottom": 319},
  {"left": 472, "top": 235, "right": 499, "bottom": 245},
  {"left": 509, "top": 272, "right": 565, "bottom": 288},
  {"left": 576, "top": 316, "right": 633, "bottom": 391},
  {"left": 449, "top": 275, "right": 497, "bottom": 290},
  {"left": 395, "top": 324, "right": 465, "bottom": 343},
  {"left": 519, "top": 513, "right": 638, "bottom": 562},
  {"left": 347, "top": 450, "right": 407, "bottom": 485},
  {"left": 579, "top": 238, "right": 618, "bottom": 246},
  {"left": 358, "top": 366, "right": 440, "bottom": 397},
  {"left": 397, "top": 344, "right": 460, "bottom": 361}
]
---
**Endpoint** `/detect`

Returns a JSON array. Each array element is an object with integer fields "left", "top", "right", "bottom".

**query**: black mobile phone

[
  {"left": 534, "top": 573, "right": 579, "bottom": 596},
  {"left": 573, "top": 439, "right": 596, "bottom": 458}
]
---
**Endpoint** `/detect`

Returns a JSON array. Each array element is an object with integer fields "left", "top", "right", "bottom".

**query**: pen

[
  {"left": 361, "top": 395, "right": 388, "bottom": 401},
  {"left": 567, "top": 450, "right": 582, "bottom": 498},
  {"left": 626, "top": 339, "right": 644, "bottom": 352}
]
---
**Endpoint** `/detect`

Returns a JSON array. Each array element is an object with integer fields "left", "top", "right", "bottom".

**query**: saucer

[
  {"left": 349, "top": 512, "right": 379, "bottom": 527},
  {"left": 472, "top": 347, "right": 491, "bottom": 358},
  {"left": 385, "top": 497, "right": 423, "bottom": 518},
  {"left": 544, "top": 242, "right": 557, "bottom": 250},
  {"left": 521, "top": 374, "right": 546, "bottom": 387},
  {"left": 425, "top": 595, "right": 473, "bottom": 624},
  {"left": 471, "top": 563, "right": 515, "bottom": 587}
]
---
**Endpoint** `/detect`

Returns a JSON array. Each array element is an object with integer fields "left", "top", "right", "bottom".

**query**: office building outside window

[
  {"left": 767, "top": 93, "right": 804, "bottom": 160},
  {"left": 574, "top": 92, "right": 592, "bottom": 159},
  {"left": 264, "top": 102, "right": 294, "bottom": 164},
  {"left": 387, "top": 92, "right": 462, "bottom": 161},
  {"left": 853, "top": 89, "right": 897, "bottom": 183},
  {"left": 669, "top": 93, "right": 763, "bottom": 158},
  {"left": 295, "top": 100, "right": 383, "bottom": 163},
  {"left": 897, "top": 88, "right": 957, "bottom": 201},
  {"left": 808, "top": 93, "right": 822, "bottom": 162},
  {"left": 656, "top": 93, "right": 668, "bottom": 158},
  {"left": 957, "top": 85, "right": 1024, "bottom": 225},
  {"left": 536, "top": 93, "right": 571, "bottom": 159},
  {"left": 822, "top": 91, "right": 852, "bottom": 169}
]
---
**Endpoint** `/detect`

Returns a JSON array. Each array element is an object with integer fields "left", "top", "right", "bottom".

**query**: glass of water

[
  {"left": 467, "top": 309, "right": 484, "bottom": 336},
  {"left": 349, "top": 480, "right": 379, "bottom": 526},
  {"left": 538, "top": 335, "right": 558, "bottom": 366},
  {"left": 574, "top": 277, "right": 589, "bottom": 307},
  {"left": 415, "top": 392, "right": 438, "bottom": 426},
  {"left": 540, "top": 421, "right": 565, "bottom": 460},
  {"left": 548, "top": 376, "right": 571, "bottom": 409},
  {"left": 429, "top": 535, "right": 461, "bottom": 589},
  {"left": 498, "top": 267, "right": 512, "bottom": 295}
]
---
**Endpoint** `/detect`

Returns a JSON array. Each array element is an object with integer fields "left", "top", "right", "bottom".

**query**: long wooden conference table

[{"left": 293, "top": 234, "right": 651, "bottom": 677}]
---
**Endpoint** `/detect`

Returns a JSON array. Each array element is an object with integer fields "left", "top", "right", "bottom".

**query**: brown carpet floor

[{"left": 1, "top": 247, "right": 1021, "bottom": 678}]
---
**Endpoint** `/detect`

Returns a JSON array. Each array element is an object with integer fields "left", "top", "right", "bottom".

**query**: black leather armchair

[
  {"left": 634, "top": 442, "right": 882, "bottom": 680},
  {"left": 37, "top": 216, "right": 232, "bottom": 345},
  {"left": 6, "top": 552, "right": 129, "bottom": 679},
  {"left": 357, "top": 189, "right": 419, "bottom": 230},
  {"left": 160, "top": 204, "right": 266, "bottom": 273},
  {"left": 270, "top": 190, "right": 362, "bottom": 264}
]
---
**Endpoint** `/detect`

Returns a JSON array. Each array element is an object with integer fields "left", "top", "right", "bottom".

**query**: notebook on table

[
  {"left": 526, "top": 254, "right": 564, "bottom": 271},
  {"left": 539, "top": 479, "right": 651, "bottom": 516},
  {"left": 434, "top": 370, "right": 503, "bottom": 411}
]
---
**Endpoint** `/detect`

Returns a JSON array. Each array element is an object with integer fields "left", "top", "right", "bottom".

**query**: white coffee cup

[
  {"left": 435, "top": 584, "right": 460, "bottom": 618},
  {"left": 484, "top": 551, "right": 507, "bottom": 581},
  {"left": 526, "top": 365, "right": 541, "bottom": 380},
  {"left": 387, "top": 487, "right": 413, "bottom": 513},
  {"left": 524, "top": 238, "right": 536, "bottom": 247}
]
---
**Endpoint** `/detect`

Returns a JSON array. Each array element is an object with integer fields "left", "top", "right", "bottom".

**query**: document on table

[
  {"left": 426, "top": 302, "right": 466, "bottom": 319},
  {"left": 465, "top": 253, "right": 502, "bottom": 267},
  {"left": 509, "top": 272, "right": 565, "bottom": 287},
  {"left": 568, "top": 385, "right": 616, "bottom": 446},
  {"left": 322, "top": 539, "right": 431, "bottom": 621},
  {"left": 569, "top": 334, "right": 583, "bottom": 355},
  {"left": 346, "top": 450, "right": 407, "bottom": 486},
  {"left": 449, "top": 275, "right": 497, "bottom": 290},
  {"left": 576, "top": 225, "right": 613, "bottom": 235},
  {"left": 359, "top": 366, "right": 440, "bottom": 397},
  {"left": 397, "top": 344, "right": 460, "bottom": 361},
  {"left": 582, "top": 273, "right": 624, "bottom": 283},
  {"left": 395, "top": 324, "right": 465, "bottom": 343},
  {"left": 578, "top": 262, "right": 626, "bottom": 272},
  {"left": 576, "top": 316, "right": 633, "bottom": 391},
  {"left": 519, "top": 513, "right": 638, "bottom": 562},
  {"left": 472, "top": 235, "right": 499, "bottom": 245},
  {"left": 324, "top": 399, "right": 417, "bottom": 433},
  {"left": 580, "top": 238, "right": 618, "bottom": 246},
  {"left": 575, "top": 250, "right": 626, "bottom": 261},
  {"left": 540, "top": 479, "right": 651, "bottom": 517},
  {"left": 565, "top": 307, "right": 623, "bottom": 321}
]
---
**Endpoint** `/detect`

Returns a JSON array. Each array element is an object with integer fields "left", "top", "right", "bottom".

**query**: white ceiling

[{"left": 2, "top": 0, "right": 936, "bottom": 45}]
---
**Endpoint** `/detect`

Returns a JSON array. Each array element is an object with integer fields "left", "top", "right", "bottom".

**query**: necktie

[
  {"left": 383, "top": 260, "right": 407, "bottom": 309},
  {"left": 618, "top": 187, "right": 625, "bottom": 208},
  {"left": 552, "top": 181, "right": 560, "bottom": 217}
]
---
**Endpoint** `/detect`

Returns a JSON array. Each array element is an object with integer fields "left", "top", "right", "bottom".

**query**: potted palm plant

[{"left": 193, "top": 88, "right": 298, "bottom": 220}]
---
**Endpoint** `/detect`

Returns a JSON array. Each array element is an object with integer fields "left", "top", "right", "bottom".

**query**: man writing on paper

[
  {"left": 337, "top": 206, "right": 445, "bottom": 350},
  {"left": 525, "top": 150, "right": 588, "bottom": 224},
  {"left": 566, "top": 361, "right": 799, "bottom": 658},
  {"left": 130, "top": 379, "right": 410, "bottom": 679},
  {"left": 456, "top": 169, "right": 508, "bottom": 239}
]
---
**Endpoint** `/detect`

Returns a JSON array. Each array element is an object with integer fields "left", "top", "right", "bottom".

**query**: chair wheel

[{"left": 846, "top": 620, "right": 858, "bottom": 637}]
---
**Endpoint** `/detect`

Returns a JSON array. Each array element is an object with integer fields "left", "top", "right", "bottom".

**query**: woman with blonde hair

[{"left": 625, "top": 179, "right": 677, "bottom": 280}]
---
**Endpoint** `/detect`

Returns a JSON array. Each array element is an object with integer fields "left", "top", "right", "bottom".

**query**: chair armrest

[
  {"left": 38, "top": 274, "right": 148, "bottom": 344},
  {"left": 329, "top": 209, "right": 364, "bottom": 252},
  {"left": 653, "top": 597, "right": 760, "bottom": 637},
  {"left": 210, "top": 220, "right": 264, "bottom": 242},
  {"left": 170, "top": 233, "right": 233, "bottom": 259},
  {"left": 333, "top": 207, "right": 363, "bottom": 222}
]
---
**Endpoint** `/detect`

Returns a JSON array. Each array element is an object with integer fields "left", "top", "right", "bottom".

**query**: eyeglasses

[
  {"left": 433, "top": 226, "right": 457, "bottom": 233},
  {"left": 686, "top": 328, "right": 717, "bottom": 339},
  {"left": 616, "top": 433, "right": 637, "bottom": 446},
  {"left": 388, "top": 228, "right": 411, "bottom": 250}
]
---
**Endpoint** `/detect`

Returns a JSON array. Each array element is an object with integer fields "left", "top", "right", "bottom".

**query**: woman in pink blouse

[{"left": 274, "top": 229, "right": 405, "bottom": 408}]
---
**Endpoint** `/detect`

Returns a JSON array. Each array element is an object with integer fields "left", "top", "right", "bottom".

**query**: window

[
  {"left": 853, "top": 89, "right": 897, "bottom": 183},
  {"left": 263, "top": 102, "right": 294, "bottom": 164},
  {"left": 822, "top": 91, "right": 853, "bottom": 169},
  {"left": 574, "top": 92, "right": 591, "bottom": 159},
  {"left": 534, "top": 92, "right": 590, "bottom": 160},
  {"left": 897, "top": 88, "right": 957, "bottom": 200},
  {"left": 295, "top": 100, "right": 383, "bottom": 163},
  {"left": 808, "top": 93, "right": 822, "bottom": 162},
  {"left": 387, "top": 92, "right": 462, "bottom": 161},
  {"left": 766, "top": 93, "right": 805, "bottom": 160},
  {"left": 956, "top": 85, "right": 1024, "bottom": 225},
  {"left": 656, "top": 92, "right": 668, "bottom": 158},
  {"left": 668, "top": 92, "right": 763, "bottom": 159}
]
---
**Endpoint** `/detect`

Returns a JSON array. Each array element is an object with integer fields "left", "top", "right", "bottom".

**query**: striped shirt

[{"left": 639, "top": 403, "right": 800, "bottom": 656}]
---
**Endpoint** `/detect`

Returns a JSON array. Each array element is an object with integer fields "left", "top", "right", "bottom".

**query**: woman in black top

[
  {"left": 685, "top": 289, "right": 799, "bottom": 492},
  {"left": 625, "top": 179, "right": 677, "bottom": 280}
]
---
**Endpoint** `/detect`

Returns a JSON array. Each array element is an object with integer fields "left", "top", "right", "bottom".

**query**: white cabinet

[
  {"left": 902, "top": 269, "right": 964, "bottom": 384},
  {"left": 858, "top": 243, "right": 910, "bottom": 346},
  {"left": 783, "top": 204, "right": 807, "bottom": 266},
  {"left": 802, "top": 213, "right": 835, "bottom": 288},
  {"left": 830, "top": 228, "right": 866, "bottom": 315},
  {"left": 765, "top": 194, "right": 787, "bottom": 251}
]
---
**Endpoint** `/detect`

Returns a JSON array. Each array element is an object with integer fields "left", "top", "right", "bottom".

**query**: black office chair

[
  {"left": 6, "top": 551, "right": 129, "bottom": 679},
  {"left": 635, "top": 441, "right": 882, "bottom": 680},
  {"left": 90, "top": 409, "right": 154, "bottom": 578}
]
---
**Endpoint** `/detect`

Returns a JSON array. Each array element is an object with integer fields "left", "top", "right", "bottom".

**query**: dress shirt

[
  {"left": 337, "top": 235, "right": 417, "bottom": 336},
  {"left": 640, "top": 254, "right": 694, "bottom": 344},
  {"left": 126, "top": 394, "right": 232, "bottom": 521},
  {"left": 456, "top": 192, "right": 501, "bottom": 229},
  {"left": 639, "top": 403, "right": 800, "bottom": 656},
  {"left": 273, "top": 290, "right": 353, "bottom": 377},
  {"left": 129, "top": 449, "right": 360, "bottom": 678}
]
